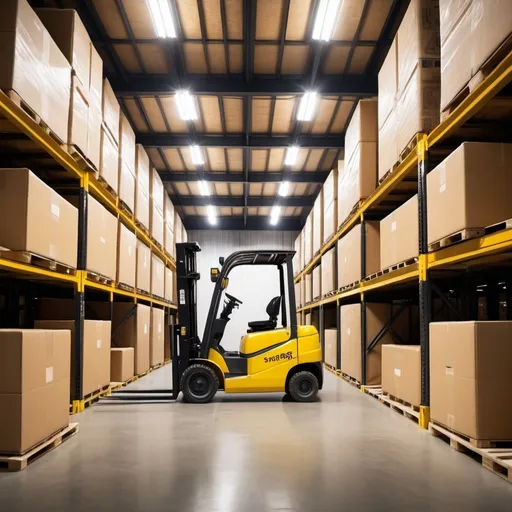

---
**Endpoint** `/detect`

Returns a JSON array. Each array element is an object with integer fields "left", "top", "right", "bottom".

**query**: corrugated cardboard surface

[
  {"left": 119, "top": 162, "right": 136, "bottom": 214},
  {"left": 430, "top": 321, "right": 512, "bottom": 440},
  {"left": 102, "top": 78, "right": 120, "bottom": 143},
  {"left": 136, "top": 186, "right": 150, "bottom": 231},
  {"left": 35, "top": 320, "right": 111, "bottom": 397},
  {"left": 337, "top": 222, "right": 380, "bottom": 289},
  {"left": 427, "top": 143, "right": 512, "bottom": 244},
  {"left": 151, "top": 254, "right": 165, "bottom": 298},
  {"left": 136, "top": 241, "right": 151, "bottom": 293},
  {"left": 312, "top": 264, "right": 321, "bottom": 299},
  {"left": 165, "top": 267, "right": 174, "bottom": 303},
  {"left": 150, "top": 308, "right": 165, "bottom": 367},
  {"left": 382, "top": 345, "right": 421, "bottom": 407},
  {"left": 119, "top": 113, "right": 136, "bottom": 173},
  {"left": 344, "top": 98, "right": 378, "bottom": 165},
  {"left": 68, "top": 76, "right": 89, "bottom": 153},
  {"left": 294, "top": 233, "right": 302, "bottom": 274},
  {"left": 0, "top": 329, "right": 70, "bottom": 454},
  {"left": 380, "top": 194, "right": 418, "bottom": 269},
  {"left": 165, "top": 223, "right": 174, "bottom": 259},
  {"left": 117, "top": 222, "right": 136, "bottom": 288},
  {"left": 110, "top": 347, "right": 134, "bottom": 382},
  {"left": 151, "top": 168, "right": 164, "bottom": 214},
  {"left": 324, "top": 328, "right": 337, "bottom": 368},
  {"left": 305, "top": 273, "right": 312, "bottom": 303},
  {"left": 113, "top": 304, "right": 150, "bottom": 375},
  {"left": 164, "top": 196, "right": 175, "bottom": 232},
  {"left": 323, "top": 169, "right": 338, "bottom": 243},
  {"left": 303, "top": 213, "right": 313, "bottom": 264},
  {"left": 378, "top": 107, "right": 398, "bottom": 180},
  {"left": 378, "top": 37, "right": 398, "bottom": 128},
  {"left": 295, "top": 282, "right": 301, "bottom": 308},
  {"left": 151, "top": 204, "right": 164, "bottom": 247},
  {"left": 312, "top": 191, "right": 324, "bottom": 255},
  {"left": 87, "top": 46, "right": 103, "bottom": 170},
  {"left": 0, "top": 168, "right": 78, "bottom": 268},
  {"left": 135, "top": 144, "right": 150, "bottom": 195},
  {"left": 321, "top": 248, "right": 336, "bottom": 295},
  {"left": 100, "top": 126, "right": 119, "bottom": 194}
]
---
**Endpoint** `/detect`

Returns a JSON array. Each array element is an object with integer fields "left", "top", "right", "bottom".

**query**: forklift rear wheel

[
  {"left": 288, "top": 371, "right": 319, "bottom": 402},
  {"left": 181, "top": 364, "right": 219, "bottom": 403}
]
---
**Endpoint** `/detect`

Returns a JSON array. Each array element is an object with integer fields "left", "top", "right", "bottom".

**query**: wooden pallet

[
  {"left": 97, "top": 175, "right": 118, "bottom": 199},
  {"left": 429, "top": 422, "right": 512, "bottom": 483},
  {"left": 378, "top": 133, "right": 423, "bottom": 184},
  {"left": 338, "top": 200, "right": 365, "bottom": 229},
  {"left": 429, "top": 228, "right": 485, "bottom": 252},
  {"left": 485, "top": 218, "right": 512, "bottom": 236},
  {"left": 0, "top": 249, "right": 76, "bottom": 276},
  {"left": 0, "top": 423, "right": 79, "bottom": 471},
  {"left": 117, "top": 282, "right": 135, "bottom": 293},
  {"left": 335, "top": 281, "right": 360, "bottom": 293},
  {"left": 65, "top": 144, "right": 97, "bottom": 173},
  {"left": 119, "top": 199, "right": 134, "bottom": 217},
  {"left": 341, "top": 372, "right": 361, "bottom": 389},
  {"left": 135, "top": 220, "right": 150, "bottom": 236},
  {"left": 364, "top": 386, "right": 420, "bottom": 422},
  {"left": 365, "top": 258, "right": 418, "bottom": 281},
  {"left": 82, "top": 384, "right": 112, "bottom": 410},
  {"left": 152, "top": 293, "right": 166, "bottom": 302},
  {"left": 430, "top": 421, "right": 512, "bottom": 449},
  {"left": 86, "top": 271, "right": 114, "bottom": 286}
]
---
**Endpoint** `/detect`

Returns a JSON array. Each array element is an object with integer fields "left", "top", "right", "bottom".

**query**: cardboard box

[
  {"left": 344, "top": 99, "right": 378, "bottom": 165},
  {"left": 378, "top": 107, "right": 398, "bottom": 181},
  {"left": 110, "top": 347, "right": 134, "bottom": 383},
  {"left": 337, "top": 222, "right": 380, "bottom": 289},
  {"left": 295, "top": 282, "right": 301, "bottom": 308},
  {"left": 305, "top": 312, "right": 311, "bottom": 326},
  {"left": 136, "top": 144, "right": 150, "bottom": 195},
  {"left": 312, "top": 191, "right": 324, "bottom": 255},
  {"left": 151, "top": 204, "right": 164, "bottom": 247},
  {"left": 0, "top": 329, "right": 70, "bottom": 454},
  {"left": 397, "top": 0, "right": 440, "bottom": 92},
  {"left": 100, "top": 126, "right": 119, "bottom": 194},
  {"left": 175, "top": 213, "right": 183, "bottom": 245},
  {"left": 312, "top": 264, "right": 321, "bottom": 300},
  {"left": 119, "top": 162, "right": 136, "bottom": 214},
  {"left": 382, "top": 345, "right": 421, "bottom": 407},
  {"left": 136, "top": 186, "right": 150, "bottom": 231},
  {"left": 151, "top": 168, "right": 164, "bottom": 214},
  {"left": 136, "top": 241, "right": 151, "bottom": 293},
  {"left": 0, "top": 0, "right": 71, "bottom": 143},
  {"left": 112, "top": 303, "right": 150, "bottom": 375},
  {"left": 67, "top": 76, "right": 89, "bottom": 157},
  {"left": 338, "top": 141, "right": 377, "bottom": 225},
  {"left": 35, "top": 320, "right": 111, "bottom": 398},
  {"left": 303, "top": 213, "right": 313, "bottom": 264},
  {"left": 102, "top": 78, "right": 120, "bottom": 144},
  {"left": 294, "top": 233, "right": 302, "bottom": 274},
  {"left": 164, "top": 195, "right": 175, "bottom": 232},
  {"left": 87, "top": 46, "right": 103, "bottom": 170},
  {"left": 378, "top": 37, "right": 398, "bottom": 128},
  {"left": 151, "top": 254, "right": 165, "bottom": 299},
  {"left": 380, "top": 194, "right": 418, "bottom": 270},
  {"left": 165, "top": 222, "right": 174, "bottom": 257},
  {"left": 165, "top": 267, "right": 174, "bottom": 303},
  {"left": 305, "top": 273, "right": 312, "bottom": 303},
  {"left": 430, "top": 321, "right": 512, "bottom": 440},
  {"left": 321, "top": 248, "right": 336, "bottom": 295},
  {"left": 117, "top": 222, "right": 136, "bottom": 288},
  {"left": 340, "top": 303, "right": 409, "bottom": 385},
  {"left": 323, "top": 169, "right": 338, "bottom": 243},
  {"left": 119, "top": 112, "right": 135, "bottom": 173},
  {"left": 324, "top": 328, "right": 337, "bottom": 369},
  {"left": 150, "top": 307, "right": 165, "bottom": 367},
  {"left": 427, "top": 143, "right": 512, "bottom": 245},
  {"left": 0, "top": 168, "right": 78, "bottom": 268}
]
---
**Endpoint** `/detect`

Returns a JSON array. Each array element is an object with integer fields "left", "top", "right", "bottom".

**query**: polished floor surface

[{"left": 1, "top": 366, "right": 511, "bottom": 511}]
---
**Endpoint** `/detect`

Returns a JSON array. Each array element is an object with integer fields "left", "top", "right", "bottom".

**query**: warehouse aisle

[{"left": 0, "top": 368, "right": 511, "bottom": 512}]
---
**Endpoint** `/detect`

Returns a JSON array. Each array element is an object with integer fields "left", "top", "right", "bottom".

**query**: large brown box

[
  {"left": 164, "top": 195, "right": 175, "bottom": 232},
  {"left": 323, "top": 169, "right": 338, "bottom": 244},
  {"left": 303, "top": 213, "right": 313, "bottom": 264},
  {"left": 321, "top": 248, "right": 336, "bottom": 295},
  {"left": 165, "top": 267, "right": 174, "bottom": 303},
  {"left": 151, "top": 203, "right": 165, "bottom": 247},
  {"left": 382, "top": 345, "right": 421, "bottom": 407},
  {"left": 380, "top": 194, "right": 418, "bottom": 270},
  {"left": 175, "top": 213, "right": 182, "bottom": 245},
  {"left": 427, "top": 143, "right": 512, "bottom": 245},
  {"left": 110, "top": 347, "right": 134, "bottom": 383},
  {"left": 0, "top": 329, "right": 70, "bottom": 454},
  {"left": 0, "top": 0, "right": 71, "bottom": 143},
  {"left": 113, "top": 304, "right": 150, "bottom": 375},
  {"left": 337, "top": 222, "right": 380, "bottom": 289},
  {"left": 312, "top": 191, "right": 324, "bottom": 255},
  {"left": 378, "top": 37, "right": 398, "bottom": 128},
  {"left": 135, "top": 147, "right": 150, "bottom": 229},
  {"left": 305, "top": 273, "right": 312, "bottom": 304},
  {"left": 150, "top": 307, "right": 165, "bottom": 367},
  {"left": 295, "top": 282, "right": 301, "bottom": 308},
  {"left": 102, "top": 78, "right": 120, "bottom": 144},
  {"left": 151, "top": 168, "right": 164, "bottom": 214},
  {"left": 67, "top": 76, "right": 89, "bottom": 159},
  {"left": 378, "top": 107, "right": 398, "bottom": 180},
  {"left": 294, "top": 233, "right": 302, "bottom": 274},
  {"left": 117, "top": 222, "right": 136, "bottom": 288},
  {"left": 430, "top": 321, "right": 512, "bottom": 441},
  {"left": 341, "top": 303, "right": 409, "bottom": 385},
  {"left": 35, "top": 320, "right": 111, "bottom": 397},
  {"left": 100, "top": 126, "right": 119, "bottom": 195},
  {"left": 312, "top": 264, "right": 321, "bottom": 300},
  {"left": 118, "top": 114, "right": 136, "bottom": 212},
  {"left": 165, "top": 223, "right": 174, "bottom": 258},
  {"left": 86, "top": 46, "right": 103, "bottom": 170},
  {"left": 136, "top": 241, "right": 151, "bottom": 293},
  {"left": 151, "top": 254, "right": 165, "bottom": 299},
  {"left": 324, "top": 328, "right": 337, "bottom": 369},
  {"left": 0, "top": 168, "right": 78, "bottom": 268},
  {"left": 344, "top": 99, "right": 378, "bottom": 165}
]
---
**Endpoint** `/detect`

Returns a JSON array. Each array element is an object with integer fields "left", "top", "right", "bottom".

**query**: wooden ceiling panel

[
  {"left": 123, "top": 0, "right": 155, "bottom": 38},
  {"left": 285, "top": 0, "right": 313, "bottom": 40},
  {"left": 292, "top": 148, "right": 309, "bottom": 171},
  {"left": 183, "top": 206, "right": 196, "bottom": 216},
  {"left": 140, "top": 97, "right": 167, "bottom": 132},
  {"left": 146, "top": 147, "right": 166, "bottom": 170},
  {"left": 332, "top": 0, "right": 365, "bottom": 41},
  {"left": 247, "top": 206, "right": 258, "bottom": 216},
  {"left": 360, "top": 0, "right": 393, "bottom": 40},
  {"left": 213, "top": 182, "right": 229, "bottom": 195},
  {"left": 267, "top": 148, "right": 285, "bottom": 172},
  {"left": 123, "top": 98, "right": 150, "bottom": 132},
  {"left": 229, "top": 183, "right": 244, "bottom": 195},
  {"left": 256, "top": 0, "right": 284, "bottom": 40},
  {"left": 199, "top": 96, "right": 223, "bottom": 133},
  {"left": 181, "top": 146, "right": 198, "bottom": 170},
  {"left": 114, "top": 45, "right": 141, "bottom": 73},
  {"left": 223, "top": 97, "right": 243, "bottom": 133},
  {"left": 232, "top": 207, "right": 244, "bottom": 216},
  {"left": 177, "top": 182, "right": 194, "bottom": 195},
  {"left": 159, "top": 96, "right": 189, "bottom": 133},
  {"left": 291, "top": 183, "right": 308, "bottom": 196},
  {"left": 184, "top": 43, "right": 208, "bottom": 73},
  {"left": 207, "top": 44, "right": 227, "bottom": 73},
  {"left": 249, "top": 183, "right": 263, "bottom": 196},
  {"left": 281, "top": 45, "right": 309, "bottom": 75},
  {"left": 322, "top": 149, "right": 340, "bottom": 170},
  {"left": 225, "top": 0, "right": 243, "bottom": 39},
  {"left": 254, "top": 45, "right": 279, "bottom": 74},
  {"left": 228, "top": 44, "right": 244, "bottom": 73},
  {"left": 311, "top": 98, "right": 337, "bottom": 134},
  {"left": 93, "top": 0, "right": 127, "bottom": 39},
  {"left": 163, "top": 149, "right": 185, "bottom": 171},
  {"left": 251, "top": 98, "right": 271, "bottom": 132},
  {"left": 330, "top": 99, "right": 355, "bottom": 133},
  {"left": 203, "top": 0, "right": 223, "bottom": 39},
  {"left": 206, "top": 147, "right": 226, "bottom": 170},
  {"left": 226, "top": 148, "right": 243, "bottom": 171},
  {"left": 219, "top": 207, "right": 231, "bottom": 216},
  {"left": 138, "top": 44, "right": 169, "bottom": 73},
  {"left": 258, "top": 207, "right": 270, "bottom": 216},
  {"left": 261, "top": 183, "right": 278, "bottom": 196},
  {"left": 272, "top": 97, "right": 295, "bottom": 134},
  {"left": 176, "top": 0, "right": 202, "bottom": 38},
  {"left": 302, "top": 148, "right": 324, "bottom": 171},
  {"left": 349, "top": 46, "right": 374, "bottom": 73},
  {"left": 323, "top": 46, "right": 350, "bottom": 74},
  {"left": 251, "top": 149, "right": 268, "bottom": 171}
]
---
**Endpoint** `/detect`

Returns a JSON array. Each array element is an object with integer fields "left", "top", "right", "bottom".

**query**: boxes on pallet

[
  {"left": 150, "top": 203, "right": 165, "bottom": 248},
  {"left": 378, "top": 37, "right": 398, "bottom": 129},
  {"left": 0, "top": 0, "right": 71, "bottom": 143},
  {"left": 165, "top": 224, "right": 174, "bottom": 259},
  {"left": 305, "top": 273, "right": 312, "bottom": 304},
  {"left": 151, "top": 254, "right": 165, "bottom": 299},
  {"left": 165, "top": 267, "right": 174, "bottom": 303},
  {"left": 324, "top": 328, "right": 337, "bottom": 369},
  {"left": 113, "top": 303, "right": 150, "bottom": 375},
  {"left": 35, "top": 320, "right": 111, "bottom": 398},
  {"left": 294, "top": 233, "right": 302, "bottom": 274},
  {"left": 337, "top": 222, "right": 380, "bottom": 289},
  {"left": 303, "top": 213, "right": 313, "bottom": 264},
  {"left": 321, "top": 248, "right": 336, "bottom": 296},
  {"left": 150, "top": 307, "right": 165, "bottom": 367},
  {"left": 378, "top": 107, "right": 398, "bottom": 181},
  {"left": 430, "top": 321, "right": 512, "bottom": 440},
  {"left": 135, "top": 145, "right": 150, "bottom": 230},
  {"left": 427, "top": 142, "right": 512, "bottom": 246},
  {"left": 312, "top": 265, "right": 321, "bottom": 300},
  {"left": 0, "top": 329, "right": 70, "bottom": 454},
  {"left": 380, "top": 194, "right": 418, "bottom": 270},
  {"left": 117, "top": 222, "right": 136, "bottom": 289},
  {"left": 87, "top": 47, "right": 103, "bottom": 170},
  {"left": 440, "top": 0, "right": 512, "bottom": 111},
  {"left": 344, "top": 98, "right": 378, "bottom": 166},
  {"left": 0, "top": 168, "right": 78, "bottom": 268},
  {"left": 136, "top": 240, "right": 151, "bottom": 293},
  {"left": 175, "top": 213, "right": 183, "bottom": 245},
  {"left": 110, "top": 347, "right": 134, "bottom": 383},
  {"left": 312, "top": 191, "right": 324, "bottom": 255},
  {"left": 381, "top": 345, "right": 421, "bottom": 407},
  {"left": 295, "top": 282, "right": 301, "bottom": 308},
  {"left": 99, "top": 126, "right": 119, "bottom": 194},
  {"left": 340, "top": 303, "right": 410, "bottom": 385},
  {"left": 102, "top": 78, "right": 120, "bottom": 144},
  {"left": 164, "top": 196, "right": 175, "bottom": 257},
  {"left": 118, "top": 113, "right": 136, "bottom": 213},
  {"left": 323, "top": 169, "right": 338, "bottom": 243},
  {"left": 151, "top": 168, "right": 164, "bottom": 214}
]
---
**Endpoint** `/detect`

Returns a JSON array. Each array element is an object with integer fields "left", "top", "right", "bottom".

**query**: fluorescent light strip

[
  {"left": 312, "top": 0, "right": 341, "bottom": 41},
  {"left": 175, "top": 90, "right": 198, "bottom": 121},
  {"left": 198, "top": 180, "right": 210, "bottom": 196},
  {"left": 278, "top": 181, "right": 290, "bottom": 197},
  {"left": 147, "top": 0, "right": 176, "bottom": 38},
  {"left": 296, "top": 92, "right": 317, "bottom": 121},
  {"left": 190, "top": 145, "right": 204, "bottom": 165},
  {"left": 270, "top": 205, "right": 281, "bottom": 226},
  {"left": 207, "top": 204, "right": 217, "bottom": 225},
  {"left": 285, "top": 146, "right": 299, "bottom": 166}
]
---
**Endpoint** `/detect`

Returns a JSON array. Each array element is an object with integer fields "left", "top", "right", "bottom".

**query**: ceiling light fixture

[
  {"left": 312, "top": 0, "right": 341, "bottom": 41},
  {"left": 278, "top": 181, "right": 290, "bottom": 197},
  {"left": 175, "top": 90, "right": 198, "bottom": 121},
  {"left": 285, "top": 146, "right": 299, "bottom": 166},
  {"left": 190, "top": 145, "right": 204, "bottom": 165},
  {"left": 198, "top": 180, "right": 210, "bottom": 196},
  {"left": 147, "top": 0, "right": 176, "bottom": 38},
  {"left": 270, "top": 205, "right": 281, "bottom": 226},
  {"left": 297, "top": 92, "right": 317, "bottom": 121},
  {"left": 207, "top": 204, "right": 217, "bottom": 225}
]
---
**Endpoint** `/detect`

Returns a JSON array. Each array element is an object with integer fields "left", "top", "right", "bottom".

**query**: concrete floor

[{"left": 0, "top": 368, "right": 511, "bottom": 512}]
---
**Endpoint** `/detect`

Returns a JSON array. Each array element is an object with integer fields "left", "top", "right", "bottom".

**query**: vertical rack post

[
  {"left": 417, "top": 134, "right": 431, "bottom": 429},
  {"left": 360, "top": 214, "right": 367, "bottom": 389}
]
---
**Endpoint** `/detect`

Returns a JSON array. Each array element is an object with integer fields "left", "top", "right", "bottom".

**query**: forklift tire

[
  {"left": 181, "top": 364, "right": 219, "bottom": 403},
  {"left": 288, "top": 371, "right": 319, "bottom": 402}
]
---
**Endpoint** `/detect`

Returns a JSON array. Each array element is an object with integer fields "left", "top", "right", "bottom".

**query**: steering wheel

[{"left": 225, "top": 292, "right": 243, "bottom": 305}]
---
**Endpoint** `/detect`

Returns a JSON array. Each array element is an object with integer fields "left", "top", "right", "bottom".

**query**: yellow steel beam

[
  {"left": 0, "top": 258, "right": 79, "bottom": 284},
  {"left": 360, "top": 263, "right": 419, "bottom": 293}
]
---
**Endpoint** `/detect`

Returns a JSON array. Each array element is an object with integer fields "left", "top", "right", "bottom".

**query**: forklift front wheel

[
  {"left": 181, "top": 364, "right": 219, "bottom": 404},
  {"left": 288, "top": 371, "right": 319, "bottom": 402}
]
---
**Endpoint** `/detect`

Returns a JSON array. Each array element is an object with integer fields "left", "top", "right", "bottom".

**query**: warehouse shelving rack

[
  {"left": 0, "top": 90, "right": 178, "bottom": 413},
  {"left": 295, "top": 48, "right": 512, "bottom": 428}
]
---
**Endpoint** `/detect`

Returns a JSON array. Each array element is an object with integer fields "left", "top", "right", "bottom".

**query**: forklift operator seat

[{"left": 247, "top": 296, "right": 282, "bottom": 333}]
